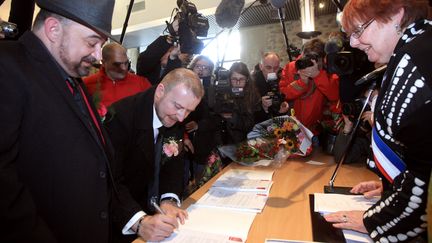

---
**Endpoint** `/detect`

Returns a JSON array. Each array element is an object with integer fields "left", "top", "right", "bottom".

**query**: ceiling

[{"left": 117, "top": 0, "right": 339, "bottom": 48}]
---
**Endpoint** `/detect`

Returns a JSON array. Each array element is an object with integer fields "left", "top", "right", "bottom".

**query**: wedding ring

[{"left": 342, "top": 214, "right": 348, "bottom": 223}]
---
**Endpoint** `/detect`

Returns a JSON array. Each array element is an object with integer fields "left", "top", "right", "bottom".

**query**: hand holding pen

[{"left": 152, "top": 196, "right": 188, "bottom": 225}]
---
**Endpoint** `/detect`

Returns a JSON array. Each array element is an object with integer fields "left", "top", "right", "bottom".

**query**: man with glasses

[{"left": 84, "top": 43, "right": 151, "bottom": 108}]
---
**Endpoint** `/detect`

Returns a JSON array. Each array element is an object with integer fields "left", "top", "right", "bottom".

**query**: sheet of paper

[
  {"left": 342, "top": 229, "right": 373, "bottom": 243},
  {"left": 219, "top": 169, "right": 274, "bottom": 180},
  {"left": 212, "top": 178, "right": 273, "bottom": 193},
  {"left": 159, "top": 228, "right": 243, "bottom": 243},
  {"left": 266, "top": 239, "right": 322, "bottom": 243},
  {"left": 159, "top": 205, "right": 256, "bottom": 242},
  {"left": 196, "top": 188, "right": 268, "bottom": 213},
  {"left": 314, "top": 193, "right": 379, "bottom": 213}
]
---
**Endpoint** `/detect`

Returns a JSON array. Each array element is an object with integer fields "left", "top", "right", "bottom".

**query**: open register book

[{"left": 155, "top": 205, "right": 257, "bottom": 243}]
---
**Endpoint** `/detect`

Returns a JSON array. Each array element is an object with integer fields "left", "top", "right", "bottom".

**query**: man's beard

[{"left": 59, "top": 39, "right": 96, "bottom": 77}]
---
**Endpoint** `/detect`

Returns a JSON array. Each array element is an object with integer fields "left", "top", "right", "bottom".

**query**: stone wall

[{"left": 240, "top": 14, "right": 339, "bottom": 69}]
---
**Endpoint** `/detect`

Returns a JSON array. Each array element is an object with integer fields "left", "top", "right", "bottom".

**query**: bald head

[
  {"left": 154, "top": 68, "right": 204, "bottom": 127},
  {"left": 101, "top": 42, "right": 130, "bottom": 81},
  {"left": 160, "top": 68, "right": 204, "bottom": 99},
  {"left": 260, "top": 52, "right": 281, "bottom": 80}
]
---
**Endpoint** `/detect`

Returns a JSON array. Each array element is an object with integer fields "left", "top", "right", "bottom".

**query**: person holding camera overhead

[
  {"left": 279, "top": 39, "right": 340, "bottom": 133},
  {"left": 324, "top": 0, "right": 432, "bottom": 241},
  {"left": 253, "top": 52, "right": 290, "bottom": 123}
]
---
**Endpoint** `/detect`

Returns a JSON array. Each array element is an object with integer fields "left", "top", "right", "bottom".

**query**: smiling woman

[{"left": 324, "top": 0, "right": 432, "bottom": 242}]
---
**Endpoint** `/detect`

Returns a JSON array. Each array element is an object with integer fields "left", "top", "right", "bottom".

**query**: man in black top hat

[{"left": 0, "top": 0, "right": 120, "bottom": 242}]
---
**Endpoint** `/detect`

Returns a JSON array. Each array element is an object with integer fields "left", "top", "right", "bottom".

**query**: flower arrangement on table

[{"left": 219, "top": 115, "right": 313, "bottom": 166}]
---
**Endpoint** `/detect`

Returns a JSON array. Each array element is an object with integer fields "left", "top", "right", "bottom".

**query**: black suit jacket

[
  {"left": 105, "top": 87, "right": 184, "bottom": 230},
  {"left": 0, "top": 32, "right": 116, "bottom": 243}
]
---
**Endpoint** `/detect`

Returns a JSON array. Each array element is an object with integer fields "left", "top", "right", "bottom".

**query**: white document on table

[
  {"left": 314, "top": 193, "right": 378, "bottom": 243},
  {"left": 156, "top": 205, "right": 256, "bottom": 243},
  {"left": 219, "top": 169, "right": 274, "bottom": 180},
  {"left": 212, "top": 178, "right": 273, "bottom": 193},
  {"left": 265, "top": 239, "right": 323, "bottom": 243},
  {"left": 196, "top": 188, "right": 268, "bottom": 213},
  {"left": 313, "top": 193, "right": 379, "bottom": 213}
]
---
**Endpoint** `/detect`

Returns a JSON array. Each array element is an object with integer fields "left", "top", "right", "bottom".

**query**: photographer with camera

[
  {"left": 333, "top": 89, "right": 378, "bottom": 164},
  {"left": 279, "top": 38, "right": 340, "bottom": 133},
  {"left": 253, "top": 52, "right": 290, "bottom": 123},
  {"left": 213, "top": 62, "right": 261, "bottom": 145}
]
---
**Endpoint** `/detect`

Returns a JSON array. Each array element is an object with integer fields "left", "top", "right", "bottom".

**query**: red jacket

[
  {"left": 83, "top": 67, "right": 151, "bottom": 108},
  {"left": 279, "top": 61, "right": 339, "bottom": 131}
]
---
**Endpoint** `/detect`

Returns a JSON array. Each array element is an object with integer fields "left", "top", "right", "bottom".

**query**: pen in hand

[
  {"left": 150, "top": 197, "right": 180, "bottom": 231},
  {"left": 150, "top": 197, "right": 166, "bottom": 215}
]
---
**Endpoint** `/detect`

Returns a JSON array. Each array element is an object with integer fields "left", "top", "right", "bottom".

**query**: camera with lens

[
  {"left": 266, "top": 77, "right": 285, "bottom": 115},
  {"left": 208, "top": 68, "right": 244, "bottom": 115},
  {"left": 295, "top": 52, "right": 319, "bottom": 70},
  {"left": 167, "top": 0, "right": 209, "bottom": 54},
  {"left": 342, "top": 97, "right": 371, "bottom": 131},
  {"left": 0, "top": 21, "right": 18, "bottom": 38},
  {"left": 326, "top": 37, "right": 370, "bottom": 76}
]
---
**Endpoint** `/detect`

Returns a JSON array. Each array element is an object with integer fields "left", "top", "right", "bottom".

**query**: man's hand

[
  {"left": 160, "top": 201, "right": 188, "bottom": 224},
  {"left": 185, "top": 121, "right": 198, "bottom": 133},
  {"left": 183, "top": 138, "right": 194, "bottom": 154},
  {"left": 136, "top": 214, "right": 178, "bottom": 242},
  {"left": 350, "top": 180, "right": 383, "bottom": 199},
  {"left": 278, "top": 101, "right": 289, "bottom": 114},
  {"left": 261, "top": 96, "right": 272, "bottom": 113}
]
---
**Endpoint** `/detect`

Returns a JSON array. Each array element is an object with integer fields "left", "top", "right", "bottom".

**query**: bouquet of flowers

[{"left": 219, "top": 115, "right": 313, "bottom": 166}]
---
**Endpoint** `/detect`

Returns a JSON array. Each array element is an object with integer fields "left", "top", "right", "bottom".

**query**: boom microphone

[
  {"left": 270, "top": 0, "right": 286, "bottom": 9},
  {"left": 215, "top": 0, "right": 245, "bottom": 28},
  {"left": 354, "top": 65, "right": 387, "bottom": 86}
]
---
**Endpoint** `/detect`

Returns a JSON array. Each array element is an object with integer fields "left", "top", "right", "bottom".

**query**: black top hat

[{"left": 36, "top": 0, "right": 116, "bottom": 41}]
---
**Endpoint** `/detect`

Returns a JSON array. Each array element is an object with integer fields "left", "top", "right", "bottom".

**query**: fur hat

[{"left": 36, "top": 0, "right": 116, "bottom": 40}]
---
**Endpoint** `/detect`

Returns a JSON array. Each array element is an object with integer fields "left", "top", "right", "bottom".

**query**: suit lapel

[{"left": 21, "top": 33, "right": 105, "bottom": 151}]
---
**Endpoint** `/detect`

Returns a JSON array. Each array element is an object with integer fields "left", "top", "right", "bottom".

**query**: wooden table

[{"left": 135, "top": 149, "right": 378, "bottom": 242}]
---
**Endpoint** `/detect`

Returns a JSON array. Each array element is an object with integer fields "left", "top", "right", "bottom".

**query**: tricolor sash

[{"left": 371, "top": 127, "right": 406, "bottom": 183}]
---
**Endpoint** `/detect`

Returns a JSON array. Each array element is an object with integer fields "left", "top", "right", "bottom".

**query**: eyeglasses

[
  {"left": 193, "top": 64, "right": 211, "bottom": 72},
  {"left": 350, "top": 18, "right": 374, "bottom": 39},
  {"left": 231, "top": 77, "right": 247, "bottom": 83}
]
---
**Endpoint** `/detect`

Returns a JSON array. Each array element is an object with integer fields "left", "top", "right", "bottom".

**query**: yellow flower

[
  {"left": 274, "top": 128, "right": 284, "bottom": 138},
  {"left": 284, "top": 139, "right": 295, "bottom": 150}
]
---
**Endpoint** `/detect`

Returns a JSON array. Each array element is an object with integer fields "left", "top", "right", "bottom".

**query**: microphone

[
  {"left": 215, "top": 0, "right": 245, "bottom": 28},
  {"left": 270, "top": 0, "right": 286, "bottom": 8},
  {"left": 354, "top": 65, "right": 387, "bottom": 86},
  {"left": 324, "top": 37, "right": 344, "bottom": 54}
]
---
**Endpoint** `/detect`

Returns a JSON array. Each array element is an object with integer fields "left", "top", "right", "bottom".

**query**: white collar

[{"left": 152, "top": 105, "right": 163, "bottom": 130}]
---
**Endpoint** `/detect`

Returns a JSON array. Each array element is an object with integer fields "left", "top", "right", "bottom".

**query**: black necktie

[{"left": 148, "top": 128, "right": 164, "bottom": 210}]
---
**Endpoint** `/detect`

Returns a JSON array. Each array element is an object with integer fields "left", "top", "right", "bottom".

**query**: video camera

[
  {"left": 208, "top": 68, "right": 244, "bottom": 114},
  {"left": 167, "top": 0, "right": 209, "bottom": 54},
  {"left": 325, "top": 37, "right": 370, "bottom": 76},
  {"left": 0, "top": 21, "right": 18, "bottom": 38}
]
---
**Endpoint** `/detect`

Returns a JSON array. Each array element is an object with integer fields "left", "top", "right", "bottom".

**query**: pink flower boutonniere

[
  {"left": 162, "top": 137, "right": 183, "bottom": 163},
  {"left": 97, "top": 104, "right": 108, "bottom": 122}
]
